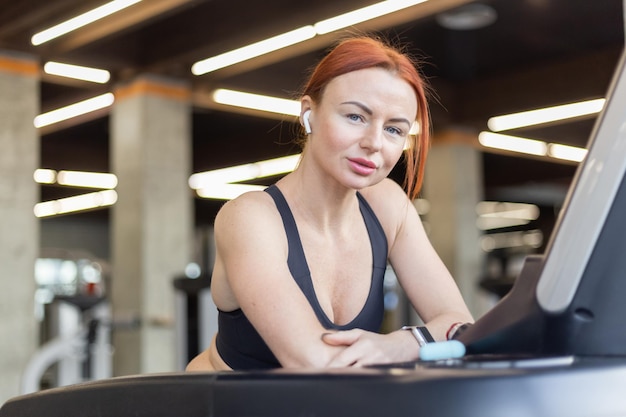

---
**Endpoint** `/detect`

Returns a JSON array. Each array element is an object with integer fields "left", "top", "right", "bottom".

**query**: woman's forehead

[{"left": 322, "top": 68, "right": 418, "bottom": 116}]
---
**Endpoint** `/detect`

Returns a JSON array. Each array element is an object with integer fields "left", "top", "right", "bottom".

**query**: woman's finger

[{"left": 321, "top": 329, "right": 362, "bottom": 346}]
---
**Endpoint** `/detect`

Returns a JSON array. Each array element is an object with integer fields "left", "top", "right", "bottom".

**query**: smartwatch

[{"left": 401, "top": 325, "right": 435, "bottom": 347}]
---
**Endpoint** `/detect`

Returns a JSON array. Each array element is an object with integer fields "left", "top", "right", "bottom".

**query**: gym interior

[{"left": 1, "top": 1, "right": 625, "bottom": 415}]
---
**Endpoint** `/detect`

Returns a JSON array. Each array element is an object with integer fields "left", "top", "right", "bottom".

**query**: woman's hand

[{"left": 321, "top": 329, "right": 419, "bottom": 367}]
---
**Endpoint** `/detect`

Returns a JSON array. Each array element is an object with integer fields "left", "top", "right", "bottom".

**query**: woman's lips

[{"left": 348, "top": 158, "right": 377, "bottom": 175}]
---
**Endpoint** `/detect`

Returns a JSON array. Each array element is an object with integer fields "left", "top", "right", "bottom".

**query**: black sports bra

[{"left": 215, "top": 185, "right": 388, "bottom": 369}]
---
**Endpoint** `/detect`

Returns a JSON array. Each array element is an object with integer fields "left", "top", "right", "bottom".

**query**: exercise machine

[{"left": 20, "top": 295, "right": 112, "bottom": 395}]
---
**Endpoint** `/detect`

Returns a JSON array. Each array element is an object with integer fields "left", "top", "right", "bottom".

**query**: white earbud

[{"left": 302, "top": 110, "right": 312, "bottom": 134}]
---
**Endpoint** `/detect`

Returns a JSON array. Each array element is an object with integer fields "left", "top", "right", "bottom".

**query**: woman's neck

[{"left": 276, "top": 167, "right": 359, "bottom": 233}]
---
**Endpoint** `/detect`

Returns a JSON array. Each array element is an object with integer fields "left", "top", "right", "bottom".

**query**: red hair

[{"left": 301, "top": 36, "right": 431, "bottom": 200}]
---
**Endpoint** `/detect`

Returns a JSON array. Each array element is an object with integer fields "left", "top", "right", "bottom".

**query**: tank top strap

[
  {"left": 264, "top": 185, "right": 315, "bottom": 290},
  {"left": 356, "top": 191, "right": 388, "bottom": 270}
]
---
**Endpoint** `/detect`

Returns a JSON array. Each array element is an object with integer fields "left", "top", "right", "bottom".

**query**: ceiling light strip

[
  {"left": 314, "top": 0, "right": 428, "bottom": 34},
  {"left": 479, "top": 131, "right": 587, "bottom": 162},
  {"left": 191, "top": 26, "right": 316, "bottom": 75},
  {"left": 57, "top": 171, "right": 118, "bottom": 189},
  {"left": 478, "top": 132, "right": 548, "bottom": 156},
  {"left": 189, "top": 154, "right": 301, "bottom": 190},
  {"left": 34, "top": 169, "right": 118, "bottom": 189},
  {"left": 480, "top": 230, "right": 543, "bottom": 251},
  {"left": 212, "top": 89, "right": 300, "bottom": 116},
  {"left": 476, "top": 201, "right": 539, "bottom": 220},
  {"left": 547, "top": 143, "right": 588, "bottom": 162},
  {"left": 31, "top": 0, "right": 143, "bottom": 46},
  {"left": 475, "top": 201, "right": 541, "bottom": 231},
  {"left": 34, "top": 169, "right": 57, "bottom": 184},
  {"left": 487, "top": 98, "right": 605, "bottom": 131},
  {"left": 34, "top": 190, "right": 118, "bottom": 218},
  {"left": 34, "top": 93, "right": 114, "bottom": 128},
  {"left": 190, "top": 154, "right": 301, "bottom": 200},
  {"left": 44, "top": 62, "right": 110, "bottom": 83},
  {"left": 191, "top": 0, "right": 430, "bottom": 75}
]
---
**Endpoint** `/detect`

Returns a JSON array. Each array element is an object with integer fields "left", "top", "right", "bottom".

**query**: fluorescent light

[
  {"left": 34, "top": 93, "right": 114, "bottom": 128},
  {"left": 548, "top": 143, "right": 587, "bottom": 162},
  {"left": 480, "top": 230, "right": 543, "bottom": 251},
  {"left": 191, "top": 26, "right": 316, "bottom": 75},
  {"left": 34, "top": 190, "right": 118, "bottom": 218},
  {"left": 314, "top": 0, "right": 428, "bottom": 34},
  {"left": 191, "top": 154, "right": 301, "bottom": 200},
  {"left": 34, "top": 169, "right": 118, "bottom": 188},
  {"left": 479, "top": 132, "right": 587, "bottom": 163},
  {"left": 191, "top": 0, "right": 430, "bottom": 75},
  {"left": 57, "top": 171, "right": 118, "bottom": 189},
  {"left": 478, "top": 131, "right": 547, "bottom": 156},
  {"left": 31, "top": 0, "right": 142, "bottom": 46},
  {"left": 212, "top": 89, "right": 301, "bottom": 116},
  {"left": 33, "top": 169, "right": 56, "bottom": 184},
  {"left": 476, "top": 201, "right": 539, "bottom": 220},
  {"left": 44, "top": 62, "right": 110, "bottom": 83},
  {"left": 476, "top": 201, "right": 539, "bottom": 231},
  {"left": 477, "top": 217, "right": 530, "bottom": 230},
  {"left": 196, "top": 184, "right": 266, "bottom": 200},
  {"left": 189, "top": 154, "right": 300, "bottom": 190},
  {"left": 487, "top": 98, "right": 605, "bottom": 131}
]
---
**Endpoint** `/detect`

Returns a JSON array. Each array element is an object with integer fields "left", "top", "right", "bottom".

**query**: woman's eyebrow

[
  {"left": 341, "top": 101, "right": 411, "bottom": 128},
  {"left": 341, "top": 101, "right": 373, "bottom": 115},
  {"left": 389, "top": 117, "right": 412, "bottom": 128}
]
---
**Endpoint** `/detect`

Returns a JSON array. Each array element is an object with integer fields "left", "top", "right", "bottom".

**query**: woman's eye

[
  {"left": 385, "top": 126, "right": 403, "bottom": 136},
  {"left": 347, "top": 113, "right": 363, "bottom": 122}
]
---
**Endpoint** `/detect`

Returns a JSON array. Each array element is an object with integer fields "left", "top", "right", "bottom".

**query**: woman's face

[{"left": 303, "top": 67, "right": 417, "bottom": 191}]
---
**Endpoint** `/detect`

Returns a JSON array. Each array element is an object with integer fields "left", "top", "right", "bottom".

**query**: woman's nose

[{"left": 360, "top": 125, "right": 383, "bottom": 151}]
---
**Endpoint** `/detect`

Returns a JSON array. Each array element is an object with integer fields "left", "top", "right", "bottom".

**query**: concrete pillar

[
  {"left": 0, "top": 51, "right": 39, "bottom": 403},
  {"left": 423, "top": 133, "right": 493, "bottom": 319},
  {"left": 110, "top": 75, "right": 192, "bottom": 375}
]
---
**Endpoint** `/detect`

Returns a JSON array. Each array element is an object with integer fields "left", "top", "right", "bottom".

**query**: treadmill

[{"left": 4, "top": 39, "right": 626, "bottom": 417}]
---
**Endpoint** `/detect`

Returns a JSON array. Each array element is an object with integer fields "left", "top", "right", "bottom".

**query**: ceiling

[{"left": 1, "top": 0, "right": 624, "bottom": 230}]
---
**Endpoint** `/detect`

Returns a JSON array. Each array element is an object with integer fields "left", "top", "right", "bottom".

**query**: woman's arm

[
  {"left": 384, "top": 182, "right": 474, "bottom": 340},
  {"left": 210, "top": 191, "right": 346, "bottom": 368}
]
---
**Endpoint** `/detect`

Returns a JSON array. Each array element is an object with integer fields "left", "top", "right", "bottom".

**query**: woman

[{"left": 187, "top": 36, "right": 473, "bottom": 371}]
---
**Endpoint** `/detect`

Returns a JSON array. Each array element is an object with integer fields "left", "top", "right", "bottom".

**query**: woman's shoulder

[
  {"left": 217, "top": 188, "right": 275, "bottom": 215},
  {"left": 359, "top": 178, "right": 409, "bottom": 209},
  {"left": 359, "top": 178, "right": 412, "bottom": 228},
  {"left": 214, "top": 189, "right": 280, "bottom": 235}
]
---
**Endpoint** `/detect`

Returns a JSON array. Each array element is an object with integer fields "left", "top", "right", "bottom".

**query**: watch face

[
  {"left": 417, "top": 327, "right": 435, "bottom": 343},
  {"left": 403, "top": 326, "right": 432, "bottom": 347}
]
